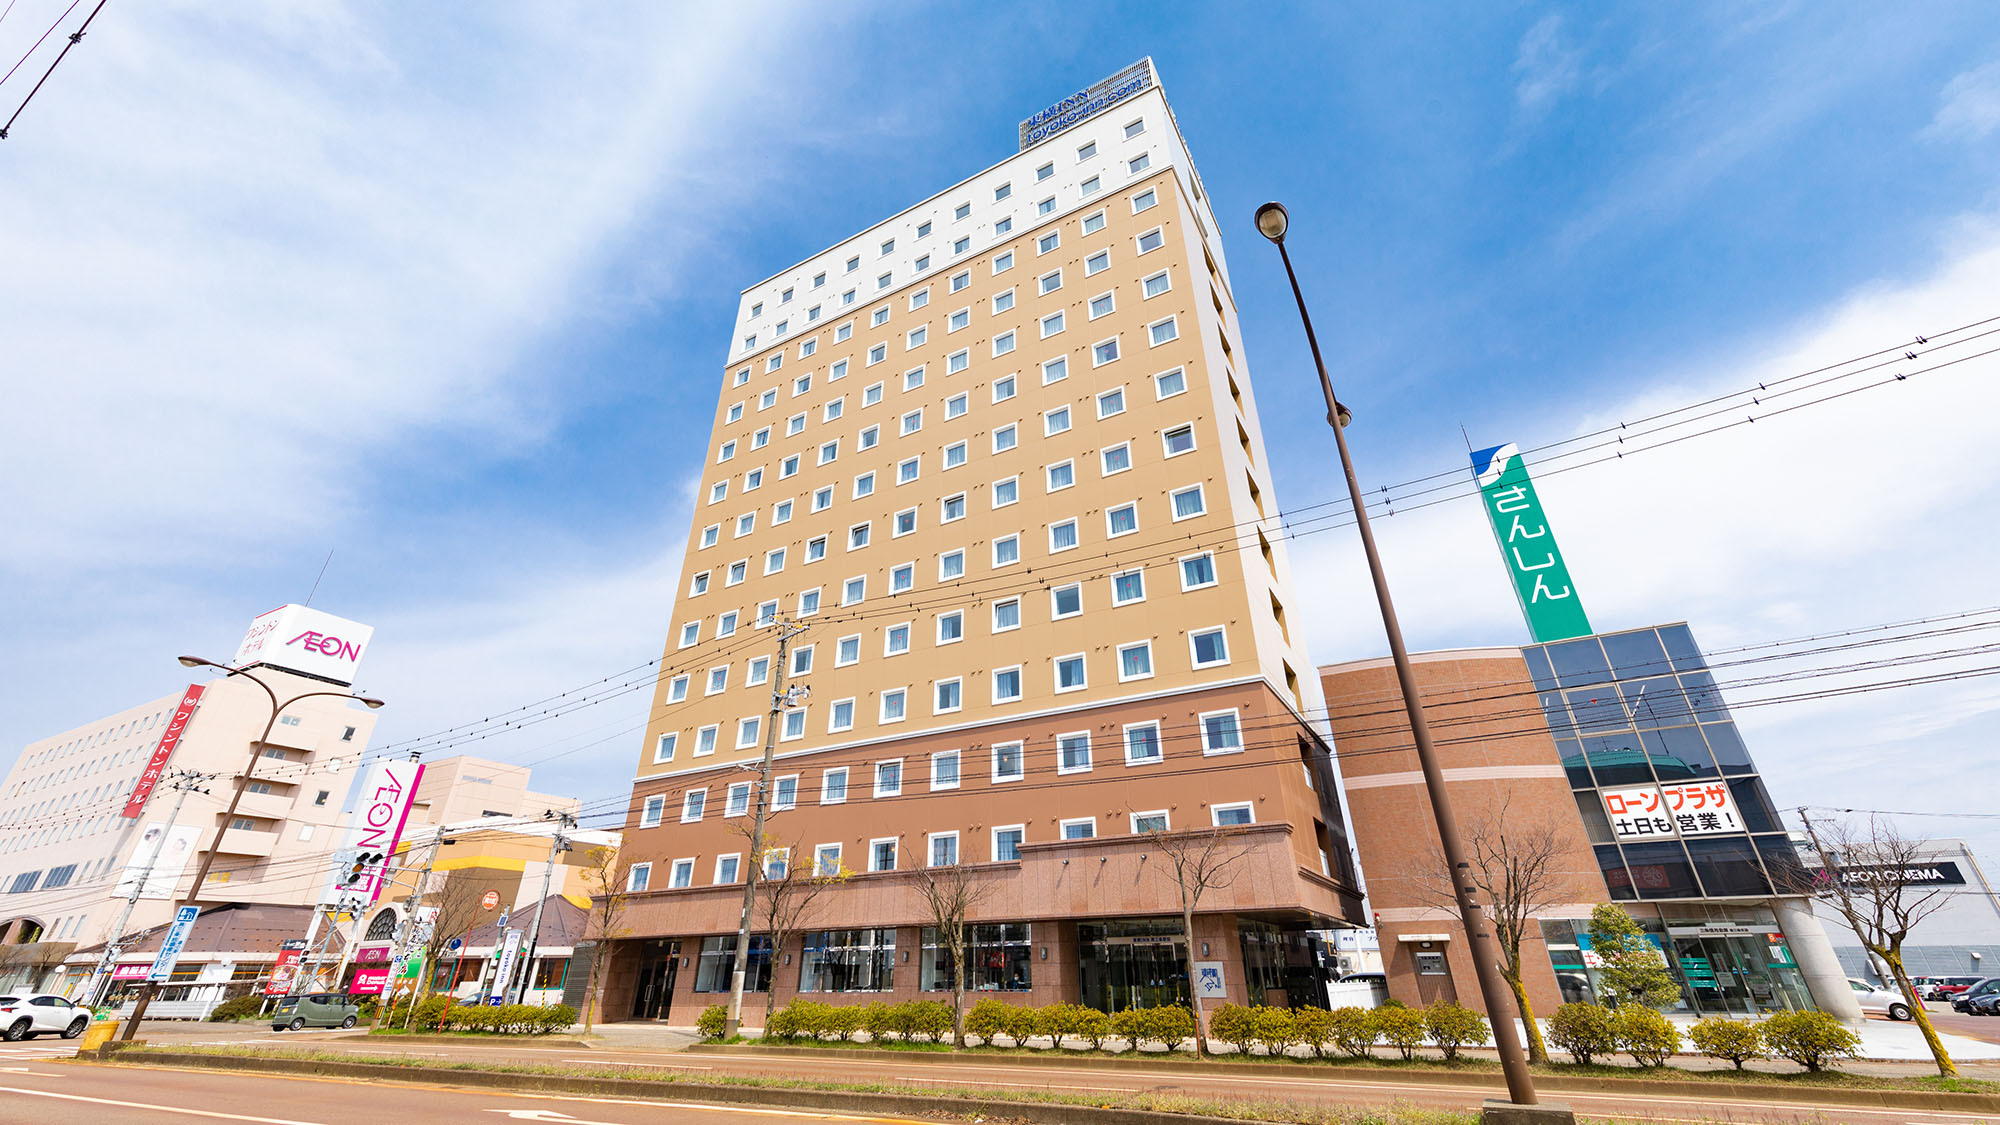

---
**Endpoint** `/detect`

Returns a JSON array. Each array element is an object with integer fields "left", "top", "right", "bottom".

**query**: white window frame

[
  {"left": 1116, "top": 639, "right": 1155, "bottom": 683},
  {"left": 930, "top": 748, "right": 961, "bottom": 791},
  {"left": 1130, "top": 809, "right": 1170, "bottom": 834},
  {"left": 681, "top": 789, "right": 707, "bottom": 823},
  {"left": 821, "top": 767, "right": 849, "bottom": 805},
  {"left": 1105, "top": 502, "right": 1139, "bottom": 539},
  {"left": 933, "top": 676, "right": 964, "bottom": 715},
  {"left": 1200, "top": 708, "right": 1245, "bottom": 756},
  {"left": 991, "top": 741, "right": 1025, "bottom": 782},
  {"left": 868, "top": 837, "right": 899, "bottom": 873},
  {"left": 1124, "top": 720, "right": 1164, "bottom": 766},
  {"left": 1060, "top": 817, "right": 1097, "bottom": 841},
  {"left": 1211, "top": 802, "right": 1256, "bottom": 827},
  {"left": 991, "top": 664, "right": 1023, "bottom": 704},
  {"left": 991, "top": 597, "right": 1022, "bottom": 633},
  {"left": 1091, "top": 336, "right": 1121, "bottom": 367},
  {"left": 992, "top": 824, "right": 1026, "bottom": 863},
  {"left": 714, "top": 853, "right": 743, "bottom": 884},
  {"left": 873, "top": 757, "right": 904, "bottom": 797},
  {"left": 1100, "top": 441, "right": 1132, "bottom": 477},
  {"left": 880, "top": 687, "right": 908, "bottom": 724},
  {"left": 1189, "top": 626, "right": 1230, "bottom": 669},
  {"left": 1148, "top": 315, "right": 1180, "bottom": 347},
  {"left": 827, "top": 697, "right": 856, "bottom": 733},
  {"left": 1054, "top": 652, "right": 1088, "bottom": 694},
  {"left": 1170, "top": 483, "right": 1207, "bottom": 521},
  {"left": 640, "top": 794, "right": 666, "bottom": 826},
  {"left": 1056, "top": 731, "right": 1093, "bottom": 775},
  {"left": 927, "top": 831, "right": 960, "bottom": 868}
]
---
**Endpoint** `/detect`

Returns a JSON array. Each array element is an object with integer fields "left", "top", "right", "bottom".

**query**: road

[{"left": 7, "top": 1027, "right": 1997, "bottom": 1125}]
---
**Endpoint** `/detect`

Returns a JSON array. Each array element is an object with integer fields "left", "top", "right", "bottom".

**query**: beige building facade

[{"left": 610, "top": 62, "right": 1366, "bottom": 1025}]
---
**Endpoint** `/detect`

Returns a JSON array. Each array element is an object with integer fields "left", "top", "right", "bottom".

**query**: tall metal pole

[
  {"left": 723, "top": 618, "right": 807, "bottom": 1037},
  {"left": 84, "top": 770, "right": 216, "bottom": 1007},
  {"left": 379, "top": 825, "right": 451, "bottom": 1027},
  {"left": 506, "top": 810, "right": 575, "bottom": 1005},
  {"left": 1259, "top": 207, "right": 1544, "bottom": 1110}
]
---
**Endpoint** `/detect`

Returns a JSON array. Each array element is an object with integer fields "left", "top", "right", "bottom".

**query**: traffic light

[{"left": 345, "top": 851, "right": 383, "bottom": 885}]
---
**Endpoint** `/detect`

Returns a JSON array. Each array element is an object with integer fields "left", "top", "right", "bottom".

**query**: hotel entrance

[
  {"left": 630, "top": 939, "right": 680, "bottom": 1021},
  {"left": 1078, "top": 919, "right": 1189, "bottom": 1012}
]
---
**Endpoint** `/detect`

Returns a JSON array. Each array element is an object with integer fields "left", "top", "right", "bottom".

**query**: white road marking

[
  {"left": 0, "top": 1085, "right": 324, "bottom": 1123},
  {"left": 512, "top": 1092, "right": 929, "bottom": 1123},
  {"left": 0, "top": 1065, "right": 63, "bottom": 1075},
  {"left": 559, "top": 1058, "right": 709, "bottom": 1069},
  {"left": 894, "top": 1073, "right": 1131, "bottom": 1093}
]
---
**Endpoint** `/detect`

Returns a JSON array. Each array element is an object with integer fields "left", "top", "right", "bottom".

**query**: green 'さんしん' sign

[{"left": 1470, "top": 443, "right": 1592, "bottom": 643}]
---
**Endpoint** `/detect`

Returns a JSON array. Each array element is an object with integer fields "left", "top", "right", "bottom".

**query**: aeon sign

[
  {"left": 338, "top": 759, "right": 426, "bottom": 903},
  {"left": 232, "top": 604, "right": 375, "bottom": 686}
]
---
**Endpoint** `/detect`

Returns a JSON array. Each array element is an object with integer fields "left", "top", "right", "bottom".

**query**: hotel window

[
  {"left": 1037, "top": 231, "right": 1060, "bottom": 255},
  {"left": 667, "top": 675, "right": 690, "bottom": 703},
  {"left": 943, "top": 391, "right": 969, "bottom": 419},
  {"left": 736, "top": 513, "right": 755, "bottom": 537},
  {"left": 1132, "top": 188, "right": 1158, "bottom": 213},
  {"left": 764, "top": 547, "right": 786, "bottom": 574},
  {"left": 850, "top": 523, "right": 872, "bottom": 549},
  {"left": 894, "top": 509, "right": 917, "bottom": 538},
  {"left": 709, "top": 482, "right": 727, "bottom": 504},
  {"left": 1128, "top": 153, "right": 1150, "bottom": 174},
  {"left": 947, "top": 348, "right": 969, "bottom": 373},
  {"left": 992, "top": 423, "right": 1018, "bottom": 452},
  {"left": 791, "top": 644, "right": 815, "bottom": 676},
  {"left": 727, "top": 560, "right": 748, "bottom": 585},
  {"left": 992, "top": 287, "right": 1015, "bottom": 312},
  {"left": 1201, "top": 710, "right": 1243, "bottom": 754},
  {"left": 995, "top": 216, "right": 1013, "bottom": 233},
  {"left": 929, "top": 832, "right": 959, "bottom": 866},
  {"left": 744, "top": 468, "right": 763, "bottom": 491},
  {"left": 1125, "top": 721, "right": 1163, "bottom": 765},
  {"left": 783, "top": 708, "right": 807, "bottom": 740},
  {"left": 689, "top": 571, "right": 710, "bottom": 596},
  {"left": 993, "top": 825, "right": 1024, "bottom": 862},
  {"left": 880, "top": 689, "right": 908, "bottom": 724},
  {"left": 727, "top": 402, "right": 744, "bottom": 423},
  {"left": 715, "top": 855, "right": 741, "bottom": 884},
  {"left": 1062, "top": 818, "right": 1096, "bottom": 840},
  {"left": 901, "top": 409, "right": 923, "bottom": 436},
  {"left": 718, "top": 440, "right": 736, "bottom": 463},
  {"left": 718, "top": 610, "right": 739, "bottom": 637},
  {"left": 1080, "top": 175, "right": 1101, "bottom": 196},
  {"left": 800, "top": 338, "right": 817, "bottom": 358},
  {"left": 1046, "top": 460, "right": 1074, "bottom": 490},
  {"left": 949, "top": 308, "right": 969, "bottom": 332},
  {"left": 918, "top": 219, "right": 933, "bottom": 237},
  {"left": 818, "top": 440, "right": 839, "bottom": 465},
  {"left": 681, "top": 790, "right": 707, "bottom": 822},
  {"left": 1143, "top": 270, "right": 1171, "bottom": 298},
  {"left": 1117, "top": 640, "right": 1154, "bottom": 682},
  {"left": 1042, "top": 356, "right": 1068, "bottom": 384},
  {"left": 992, "top": 330, "right": 1016, "bottom": 356},
  {"left": 807, "top": 533, "right": 828, "bottom": 559},
  {"left": 955, "top": 202, "right": 972, "bottom": 220},
  {"left": 735, "top": 365, "right": 751, "bottom": 384},
  {"left": 1124, "top": 117, "right": 1145, "bottom": 139},
  {"left": 1037, "top": 196, "right": 1055, "bottom": 215},
  {"left": 993, "top": 373, "right": 1016, "bottom": 402},
  {"left": 1190, "top": 627, "right": 1230, "bottom": 669},
  {"left": 941, "top": 493, "right": 967, "bottom": 523},
  {"left": 1044, "top": 406, "right": 1071, "bottom": 436},
  {"left": 775, "top": 499, "right": 795, "bottom": 524},
  {"left": 814, "top": 272, "right": 827, "bottom": 288},
  {"left": 799, "top": 588, "right": 821, "bottom": 616},
  {"left": 1058, "top": 732, "right": 1092, "bottom": 773},
  {"left": 780, "top": 454, "right": 800, "bottom": 478},
  {"left": 836, "top": 635, "right": 861, "bottom": 666},
  {"left": 1149, "top": 316, "right": 1179, "bottom": 346},
  {"left": 1163, "top": 424, "right": 1196, "bottom": 457},
  {"left": 953, "top": 236, "right": 970, "bottom": 255},
  {"left": 891, "top": 561, "right": 914, "bottom": 590},
  {"left": 1077, "top": 140, "right": 1097, "bottom": 160},
  {"left": 701, "top": 524, "right": 719, "bottom": 548},
  {"left": 727, "top": 781, "right": 752, "bottom": 817},
  {"left": 795, "top": 374, "right": 812, "bottom": 396},
  {"left": 885, "top": 623, "right": 911, "bottom": 655},
  {"left": 1039, "top": 310, "right": 1064, "bottom": 338},
  {"left": 869, "top": 839, "right": 898, "bottom": 873},
  {"left": 828, "top": 698, "right": 855, "bottom": 731},
  {"left": 950, "top": 270, "right": 970, "bottom": 292},
  {"left": 1155, "top": 367, "right": 1187, "bottom": 398},
  {"left": 1131, "top": 811, "right": 1169, "bottom": 834},
  {"left": 1082, "top": 209, "right": 1106, "bottom": 235},
  {"left": 746, "top": 656, "right": 769, "bottom": 686},
  {"left": 1112, "top": 568, "right": 1146, "bottom": 605},
  {"left": 1050, "top": 582, "right": 1083, "bottom": 618},
  {"left": 880, "top": 238, "right": 895, "bottom": 256},
  {"left": 1049, "top": 517, "right": 1078, "bottom": 551},
  {"left": 898, "top": 456, "right": 920, "bottom": 483},
  {"left": 1092, "top": 338, "right": 1120, "bottom": 366},
  {"left": 992, "top": 533, "right": 1020, "bottom": 567},
  {"left": 843, "top": 576, "right": 866, "bottom": 605},
  {"left": 853, "top": 472, "right": 875, "bottom": 498},
  {"left": 915, "top": 253, "right": 930, "bottom": 271},
  {"left": 1171, "top": 484, "right": 1207, "bottom": 519},
  {"left": 992, "top": 596, "right": 1021, "bottom": 631},
  {"left": 934, "top": 678, "right": 962, "bottom": 715},
  {"left": 992, "top": 666, "right": 1023, "bottom": 704},
  {"left": 767, "top": 352, "right": 784, "bottom": 370},
  {"left": 868, "top": 343, "right": 887, "bottom": 365},
  {"left": 874, "top": 759, "right": 903, "bottom": 796},
  {"left": 695, "top": 725, "right": 718, "bottom": 756},
  {"left": 1039, "top": 268, "right": 1062, "bottom": 295},
  {"left": 842, "top": 287, "right": 857, "bottom": 304},
  {"left": 1137, "top": 227, "right": 1165, "bottom": 253},
  {"left": 1101, "top": 442, "right": 1131, "bottom": 475},
  {"left": 1088, "top": 291, "right": 1115, "bottom": 318},
  {"left": 992, "top": 478, "right": 1019, "bottom": 508},
  {"left": 1212, "top": 803, "right": 1254, "bottom": 827},
  {"left": 907, "top": 326, "right": 927, "bottom": 349},
  {"left": 753, "top": 425, "right": 770, "bottom": 447},
  {"left": 832, "top": 355, "right": 849, "bottom": 376},
  {"left": 815, "top": 844, "right": 843, "bottom": 876},
  {"left": 641, "top": 795, "right": 665, "bottom": 826},
  {"left": 993, "top": 250, "right": 1014, "bottom": 273},
  {"left": 752, "top": 302, "right": 764, "bottom": 317},
  {"left": 937, "top": 608, "right": 964, "bottom": 643},
  {"left": 860, "top": 422, "right": 880, "bottom": 446},
  {"left": 628, "top": 863, "right": 651, "bottom": 892},
  {"left": 1106, "top": 503, "right": 1138, "bottom": 537},
  {"left": 822, "top": 767, "right": 848, "bottom": 804},
  {"left": 944, "top": 440, "right": 967, "bottom": 468},
  {"left": 1036, "top": 161, "right": 1054, "bottom": 181},
  {"left": 651, "top": 734, "right": 675, "bottom": 768},
  {"left": 1097, "top": 387, "right": 1125, "bottom": 418}
]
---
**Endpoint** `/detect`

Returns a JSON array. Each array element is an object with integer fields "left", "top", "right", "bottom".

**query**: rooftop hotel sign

[
  {"left": 232, "top": 603, "right": 374, "bottom": 686},
  {"left": 1470, "top": 443, "right": 1593, "bottom": 643},
  {"left": 1019, "top": 58, "right": 1154, "bottom": 150}
]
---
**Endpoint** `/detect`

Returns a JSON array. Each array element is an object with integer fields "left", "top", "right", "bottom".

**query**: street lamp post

[
  {"left": 119, "top": 656, "right": 383, "bottom": 1039},
  {"left": 1254, "top": 201, "right": 1566, "bottom": 1121}
]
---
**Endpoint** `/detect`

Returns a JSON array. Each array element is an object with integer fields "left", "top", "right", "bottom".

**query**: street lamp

[
  {"left": 1254, "top": 202, "right": 1564, "bottom": 1121},
  {"left": 119, "top": 656, "right": 383, "bottom": 1039}
]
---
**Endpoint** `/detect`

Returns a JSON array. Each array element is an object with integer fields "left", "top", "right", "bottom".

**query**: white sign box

[{"left": 233, "top": 604, "right": 374, "bottom": 686}]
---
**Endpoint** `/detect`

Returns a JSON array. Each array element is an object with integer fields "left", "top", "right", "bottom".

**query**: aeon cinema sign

[{"left": 232, "top": 604, "right": 375, "bottom": 686}]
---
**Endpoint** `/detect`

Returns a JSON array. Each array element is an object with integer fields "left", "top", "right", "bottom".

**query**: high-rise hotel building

[{"left": 610, "top": 61, "right": 1366, "bottom": 1023}]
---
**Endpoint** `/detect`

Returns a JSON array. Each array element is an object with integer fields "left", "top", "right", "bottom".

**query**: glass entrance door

[{"left": 630, "top": 945, "right": 679, "bottom": 1021}]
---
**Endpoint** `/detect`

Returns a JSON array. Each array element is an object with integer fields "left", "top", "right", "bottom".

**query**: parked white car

[
  {"left": 1847, "top": 977, "right": 1914, "bottom": 1021},
  {"left": 0, "top": 993, "right": 91, "bottom": 1040}
]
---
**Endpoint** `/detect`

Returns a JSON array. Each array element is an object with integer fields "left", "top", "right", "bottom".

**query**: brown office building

[
  {"left": 1321, "top": 624, "right": 1859, "bottom": 1022},
  {"left": 602, "top": 62, "right": 1367, "bottom": 1025}
]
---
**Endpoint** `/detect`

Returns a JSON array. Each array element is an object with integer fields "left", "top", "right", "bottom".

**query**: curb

[
  {"left": 687, "top": 1043, "right": 2000, "bottom": 1114},
  {"left": 355, "top": 1033, "right": 594, "bottom": 1047},
  {"left": 81, "top": 1051, "right": 1260, "bottom": 1125}
]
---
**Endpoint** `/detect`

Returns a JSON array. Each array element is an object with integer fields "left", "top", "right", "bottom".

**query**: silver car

[
  {"left": 1847, "top": 977, "right": 1914, "bottom": 1021},
  {"left": 0, "top": 993, "right": 91, "bottom": 1040}
]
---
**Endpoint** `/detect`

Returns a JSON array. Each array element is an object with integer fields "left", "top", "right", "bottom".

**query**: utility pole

[
  {"left": 505, "top": 809, "right": 576, "bottom": 1005},
  {"left": 378, "top": 825, "right": 454, "bottom": 1027},
  {"left": 723, "top": 617, "right": 809, "bottom": 1038},
  {"left": 84, "top": 769, "right": 218, "bottom": 1007}
]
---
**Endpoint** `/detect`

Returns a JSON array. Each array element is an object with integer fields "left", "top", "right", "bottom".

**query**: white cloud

[
  {"left": 1512, "top": 14, "right": 1582, "bottom": 114},
  {"left": 1925, "top": 60, "right": 2000, "bottom": 143},
  {"left": 1295, "top": 222, "right": 2000, "bottom": 857}
]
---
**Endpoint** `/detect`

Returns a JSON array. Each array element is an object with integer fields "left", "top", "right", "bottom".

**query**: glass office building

[{"left": 1525, "top": 623, "right": 1821, "bottom": 1017}]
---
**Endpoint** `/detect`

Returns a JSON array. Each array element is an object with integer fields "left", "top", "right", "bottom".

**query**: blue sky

[{"left": 4, "top": 2, "right": 1998, "bottom": 857}]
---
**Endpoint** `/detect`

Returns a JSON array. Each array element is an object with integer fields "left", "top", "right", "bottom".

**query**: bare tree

[
  {"left": 1791, "top": 813, "right": 1958, "bottom": 1077},
  {"left": 910, "top": 859, "right": 997, "bottom": 1047},
  {"left": 1405, "top": 798, "right": 1582, "bottom": 1063},
  {"left": 415, "top": 872, "right": 490, "bottom": 1002},
  {"left": 1146, "top": 822, "right": 1255, "bottom": 1055},
  {"left": 576, "top": 844, "right": 634, "bottom": 1031},
  {"left": 733, "top": 824, "right": 848, "bottom": 1027}
]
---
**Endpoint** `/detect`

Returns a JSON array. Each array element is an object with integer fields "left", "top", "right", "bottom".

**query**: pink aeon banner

[
  {"left": 124, "top": 685, "right": 205, "bottom": 818},
  {"left": 339, "top": 760, "right": 426, "bottom": 903}
]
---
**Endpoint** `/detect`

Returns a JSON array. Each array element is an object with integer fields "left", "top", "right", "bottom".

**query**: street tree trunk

[
  {"left": 1506, "top": 971, "right": 1548, "bottom": 1064},
  {"left": 1181, "top": 904, "right": 1207, "bottom": 1055},
  {"left": 1882, "top": 946, "right": 1956, "bottom": 1077}
]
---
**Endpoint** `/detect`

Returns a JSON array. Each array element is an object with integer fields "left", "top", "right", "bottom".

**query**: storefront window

[
  {"left": 921, "top": 924, "right": 1031, "bottom": 992},
  {"left": 1622, "top": 841, "right": 1702, "bottom": 899},
  {"left": 1078, "top": 919, "right": 1187, "bottom": 1012},
  {"left": 531, "top": 957, "right": 571, "bottom": 991},
  {"left": 799, "top": 929, "right": 894, "bottom": 992},
  {"left": 695, "top": 935, "right": 772, "bottom": 992}
]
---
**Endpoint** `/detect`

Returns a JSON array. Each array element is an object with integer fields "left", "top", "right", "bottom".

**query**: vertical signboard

[
  {"left": 147, "top": 905, "right": 201, "bottom": 982},
  {"left": 117, "top": 823, "right": 203, "bottom": 900},
  {"left": 336, "top": 760, "right": 426, "bottom": 902},
  {"left": 489, "top": 928, "right": 523, "bottom": 1005},
  {"left": 1470, "top": 443, "right": 1593, "bottom": 643},
  {"left": 265, "top": 941, "right": 307, "bottom": 996},
  {"left": 124, "top": 685, "right": 204, "bottom": 818}
]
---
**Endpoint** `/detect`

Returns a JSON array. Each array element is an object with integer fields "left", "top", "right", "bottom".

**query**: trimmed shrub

[
  {"left": 535, "top": 1003, "right": 576, "bottom": 1034},
  {"left": 1329, "top": 1006, "right": 1377, "bottom": 1059},
  {"left": 1688, "top": 1016, "right": 1765, "bottom": 1070},
  {"left": 1547, "top": 1002, "right": 1618, "bottom": 1065},
  {"left": 695, "top": 1004, "right": 727, "bottom": 1040},
  {"left": 1292, "top": 1006, "right": 1335, "bottom": 1058},
  {"left": 1073, "top": 1006, "right": 1111, "bottom": 1050},
  {"left": 208, "top": 995, "right": 264, "bottom": 1022},
  {"left": 412, "top": 994, "right": 453, "bottom": 1030},
  {"left": 1423, "top": 1002, "right": 1491, "bottom": 1062},
  {"left": 1003, "top": 1003, "right": 1049, "bottom": 1047},
  {"left": 860, "top": 1001, "right": 899, "bottom": 1042},
  {"left": 824, "top": 1003, "right": 863, "bottom": 1042},
  {"left": 1374, "top": 1005, "right": 1428, "bottom": 1060},
  {"left": 1252, "top": 1006, "right": 1299, "bottom": 1056},
  {"left": 1109, "top": 1006, "right": 1148, "bottom": 1049},
  {"left": 1209, "top": 1003, "right": 1259, "bottom": 1054},
  {"left": 1148, "top": 1005, "right": 1196, "bottom": 1052},
  {"left": 964, "top": 998, "right": 1014, "bottom": 1046},
  {"left": 764, "top": 1004, "right": 799, "bottom": 1041},
  {"left": 1614, "top": 1005, "right": 1682, "bottom": 1067},
  {"left": 900, "top": 1000, "right": 954, "bottom": 1043},
  {"left": 1760, "top": 1010, "right": 1860, "bottom": 1073}
]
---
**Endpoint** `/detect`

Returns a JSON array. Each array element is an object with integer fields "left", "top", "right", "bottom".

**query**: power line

[
  {"left": 0, "top": 0, "right": 105, "bottom": 140},
  {"left": 0, "top": 0, "right": 78, "bottom": 89}
]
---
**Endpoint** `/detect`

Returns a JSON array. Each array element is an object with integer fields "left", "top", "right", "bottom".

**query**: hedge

[
  {"left": 393, "top": 1000, "right": 573, "bottom": 1034},
  {"left": 1548, "top": 1002, "right": 1618, "bottom": 1065},
  {"left": 1759, "top": 1010, "right": 1860, "bottom": 1073},
  {"left": 207, "top": 995, "right": 265, "bottom": 1022}
]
